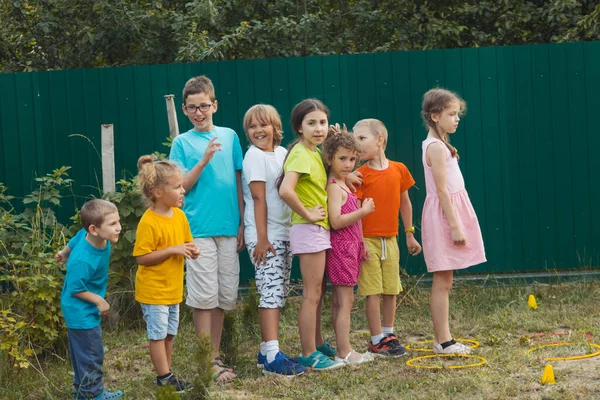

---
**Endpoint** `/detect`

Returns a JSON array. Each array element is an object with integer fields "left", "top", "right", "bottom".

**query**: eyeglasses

[{"left": 184, "top": 103, "right": 213, "bottom": 113}]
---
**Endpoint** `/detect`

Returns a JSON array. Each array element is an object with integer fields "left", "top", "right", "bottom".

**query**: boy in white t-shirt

[{"left": 241, "top": 104, "right": 306, "bottom": 378}]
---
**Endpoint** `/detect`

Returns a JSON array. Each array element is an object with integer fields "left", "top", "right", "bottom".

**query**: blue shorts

[{"left": 140, "top": 303, "right": 180, "bottom": 340}]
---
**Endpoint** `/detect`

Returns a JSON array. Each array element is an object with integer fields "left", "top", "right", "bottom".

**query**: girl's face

[
  {"left": 329, "top": 147, "right": 358, "bottom": 178},
  {"left": 156, "top": 172, "right": 185, "bottom": 208},
  {"left": 247, "top": 115, "right": 275, "bottom": 152},
  {"left": 298, "top": 110, "right": 328, "bottom": 150},
  {"left": 433, "top": 100, "right": 461, "bottom": 134}
]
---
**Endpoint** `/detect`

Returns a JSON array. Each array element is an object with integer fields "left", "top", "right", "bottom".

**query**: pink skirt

[{"left": 421, "top": 190, "right": 486, "bottom": 272}]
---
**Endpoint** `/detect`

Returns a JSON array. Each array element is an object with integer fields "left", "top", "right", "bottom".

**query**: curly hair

[
  {"left": 322, "top": 128, "right": 361, "bottom": 173},
  {"left": 137, "top": 154, "right": 182, "bottom": 205}
]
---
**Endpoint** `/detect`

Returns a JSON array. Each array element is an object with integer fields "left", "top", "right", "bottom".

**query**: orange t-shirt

[{"left": 355, "top": 161, "right": 415, "bottom": 237}]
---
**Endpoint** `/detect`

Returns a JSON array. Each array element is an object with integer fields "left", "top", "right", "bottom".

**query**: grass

[{"left": 2, "top": 279, "right": 600, "bottom": 399}]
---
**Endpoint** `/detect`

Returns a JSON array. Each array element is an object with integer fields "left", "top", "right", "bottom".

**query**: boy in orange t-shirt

[{"left": 354, "top": 119, "right": 422, "bottom": 357}]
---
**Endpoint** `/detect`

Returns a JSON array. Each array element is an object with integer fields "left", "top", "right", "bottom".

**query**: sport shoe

[
  {"left": 316, "top": 340, "right": 336, "bottom": 358},
  {"left": 73, "top": 389, "right": 123, "bottom": 400},
  {"left": 334, "top": 350, "right": 374, "bottom": 365},
  {"left": 368, "top": 333, "right": 408, "bottom": 357},
  {"left": 157, "top": 373, "right": 193, "bottom": 393},
  {"left": 263, "top": 351, "right": 307, "bottom": 378},
  {"left": 257, "top": 351, "right": 299, "bottom": 369},
  {"left": 298, "top": 351, "right": 345, "bottom": 371},
  {"left": 432, "top": 341, "right": 472, "bottom": 355}
]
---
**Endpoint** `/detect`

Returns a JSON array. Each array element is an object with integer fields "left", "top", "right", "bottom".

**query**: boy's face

[
  {"left": 183, "top": 92, "right": 217, "bottom": 132},
  {"left": 91, "top": 211, "right": 122, "bottom": 243},
  {"left": 355, "top": 127, "right": 383, "bottom": 161}
]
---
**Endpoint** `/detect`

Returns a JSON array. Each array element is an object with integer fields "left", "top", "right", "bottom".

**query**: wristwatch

[{"left": 404, "top": 226, "right": 415, "bottom": 234}]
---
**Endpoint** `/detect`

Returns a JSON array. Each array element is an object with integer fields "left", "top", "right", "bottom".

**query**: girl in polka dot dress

[{"left": 324, "top": 127, "right": 375, "bottom": 365}]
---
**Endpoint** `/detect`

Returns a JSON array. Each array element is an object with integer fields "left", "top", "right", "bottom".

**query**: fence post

[
  {"left": 101, "top": 124, "right": 116, "bottom": 194},
  {"left": 164, "top": 95, "right": 180, "bottom": 138}
]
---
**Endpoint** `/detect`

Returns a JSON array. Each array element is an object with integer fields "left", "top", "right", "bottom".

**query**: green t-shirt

[{"left": 283, "top": 142, "right": 329, "bottom": 230}]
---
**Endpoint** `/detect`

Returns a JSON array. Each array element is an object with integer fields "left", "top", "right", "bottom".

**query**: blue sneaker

[
  {"left": 316, "top": 340, "right": 337, "bottom": 358},
  {"left": 73, "top": 390, "right": 123, "bottom": 400},
  {"left": 262, "top": 352, "right": 307, "bottom": 378},
  {"left": 257, "top": 351, "right": 299, "bottom": 369},
  {"left": 298, "top": 351, "right": 344, "bottom": 371}
]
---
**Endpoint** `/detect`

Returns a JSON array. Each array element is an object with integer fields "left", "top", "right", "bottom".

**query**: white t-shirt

[{"left": 242, "top": 145, "right": 292, "bottom": 243}]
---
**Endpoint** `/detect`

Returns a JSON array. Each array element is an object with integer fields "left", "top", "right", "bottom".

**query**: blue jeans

[
  {"left": 140, "top": 303, "right": 179, "bottom": 340},
  {"left": 68, "top": 326, "right": 104, "bottom": 398}
]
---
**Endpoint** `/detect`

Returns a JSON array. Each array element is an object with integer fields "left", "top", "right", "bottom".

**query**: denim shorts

[{"left": 140, "top": 303, "right": 179, "bottom": 340}]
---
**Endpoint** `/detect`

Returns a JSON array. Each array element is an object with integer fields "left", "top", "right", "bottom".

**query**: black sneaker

[
  {"left": 368, "top": 333, "right": 408, "bottom": 357},
  {"left": 157, "top": 372, "right": 193, "bottom": 393}
]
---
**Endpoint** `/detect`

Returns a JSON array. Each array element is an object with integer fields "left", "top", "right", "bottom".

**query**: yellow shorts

[{"left": 357, "top": 236, "right": 402, "bottom": 296}]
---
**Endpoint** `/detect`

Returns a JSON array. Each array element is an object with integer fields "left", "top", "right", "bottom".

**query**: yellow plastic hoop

[
  {"left": 405, "top": 354, "right": 487, "bottom": 369},
  {"left": 526, "top": 342, "right": 600, "bottom": 361},
  {"left": 406, "top": 339, "right": 480, "bottom": 353}
]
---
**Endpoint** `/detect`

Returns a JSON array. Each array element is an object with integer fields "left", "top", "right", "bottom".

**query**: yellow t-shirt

[
  {"left": 283, "top": 143, "right": 329, "bottom": 230},
  {"left": 133, "top": 208, "right": 193, "bottom": 304}
]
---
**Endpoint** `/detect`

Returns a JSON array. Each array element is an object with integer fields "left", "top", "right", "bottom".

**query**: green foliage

[
  {"left": 155, "top": 384, "right": 180, "bottom": 400},
  {"left": 2, "top": 0, "right": 600, "bottom": 72},
  {"left": 0, "top": 167, "right": 74, "bottom": 371},
  {"left": 240, "top": 281, "right": 260, "bottom": 338},
  {"left": 220, "top": 311, "right": 241, "bottom": 368},
  {"left": 191, "top": 332, "right": 214, "bottom": 400}
]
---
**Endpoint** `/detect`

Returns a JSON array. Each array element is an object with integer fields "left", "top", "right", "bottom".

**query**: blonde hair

[
  {"left": 183, "top": 75, "right": 215, "bottom": 103},
  {"left": 243, "top": 104, "right": 283, "bottom": 147},
  {"left": 137, "top": 155, "right": 182, "bottom": 205},
  {"left": 421, "top": 88, "right": 466, "bottom": 159},
  {"left": 353, "top": 119, "right": 388, "bottom": 147},
  {"left": 80, "top": 199, "right": 118, "bottom": 231}
]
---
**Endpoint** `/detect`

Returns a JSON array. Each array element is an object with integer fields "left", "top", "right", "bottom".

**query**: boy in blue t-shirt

[
  {"left": 59, "top": 199, "right": 123, "bottom": 400},
  {"left": 169, "top": 75, "right": 243, "bottom": 382}
]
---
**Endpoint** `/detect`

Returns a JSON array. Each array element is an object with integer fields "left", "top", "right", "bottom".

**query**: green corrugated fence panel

[{"left": 1, "top": 43, "right": 599, "bottom": 281}]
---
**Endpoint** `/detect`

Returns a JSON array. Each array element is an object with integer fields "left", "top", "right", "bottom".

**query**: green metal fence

[{"left": 1, "top": 42, "right": 599, "bottom": 280}]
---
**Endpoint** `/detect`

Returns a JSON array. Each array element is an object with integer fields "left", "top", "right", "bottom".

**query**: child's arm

[
  {"left": 428, "top": 143, "right": 466, "bottom": 246},
  {"left": 56, "top": 228, "right": 86, "bottom": 264},
  {"left": 73, "top": 291, "right": 110, "bottom": 316},
  {"left": 236, "top": 170, "right": 245, "bottom": 252},
  {"left": 327, "top": 184, "right": 374, "bottom": 230},
  {"left": 400, "top": 191, "right": 422, "bottom": 255},
  {"left": 181, "top": 137, "right": 221, "bottom": 192},
  {"left": 279, "top": 172, "right": 325, "bottom": 222},
  {"left": 249, "top": 181, "right": 276, "bottom": 266},
  {"left": 136, "top": 243, "right": 200, "bottom": 266}
]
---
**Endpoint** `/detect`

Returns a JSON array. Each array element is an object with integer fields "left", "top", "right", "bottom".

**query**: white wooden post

[
  {"left": 101, "top": 124, "right": 116, "bottom": 194},
  {"left": 164, "top": 95, "right": 180, "bottom": 137}
]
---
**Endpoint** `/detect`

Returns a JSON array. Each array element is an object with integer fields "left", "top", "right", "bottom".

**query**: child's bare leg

[
  {"left": 332, "top": 285, "right": 355, "bottom": 358},
  {"left": 149, "top": 339, "right": 170, "bottom": 376},
  {"left": 165, "top": 334, "right": 174, "bottom": 370},
  {"left": 365, "top": 295, "right": 382, "bottom": 336},
  {"left": 210, "top": 308, "right": 225, "bottom": 356},
  {"left": 259, "top": 309, "right": 280, "bottom": 342},
  {"left": 315, "top": 278, "right": 326, "bottom": 346},
  {"left": 381, "top": 294, "right": 396, "bottom": 329},
  {"left": 298, "top": 251, "right": 326, "bottom": 357},
  {"left": 430, "top": 271, "right": 453, "bottom": 343}
]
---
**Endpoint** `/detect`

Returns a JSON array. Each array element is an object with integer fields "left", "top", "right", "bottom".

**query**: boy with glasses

[{"left": 169, "top": 75, "right": 244, "bottom": 383}]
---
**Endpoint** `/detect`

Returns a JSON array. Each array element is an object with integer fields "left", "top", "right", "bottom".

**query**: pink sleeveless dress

[
  {"left": 326, "top": 180, "right": 365, "bottom": 286},
  {"left": 421, "top": 137, "right": 486, "bottom": 272}
]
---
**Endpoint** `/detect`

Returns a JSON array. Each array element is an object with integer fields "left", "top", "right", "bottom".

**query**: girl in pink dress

[
  {"left": 323, "top": 129, "right": 375, "bottom": 365},
  {"left": 421, "top": 88, "right": 486, "bottom": 355}
]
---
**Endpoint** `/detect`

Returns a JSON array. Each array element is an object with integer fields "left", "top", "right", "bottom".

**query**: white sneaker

[
  {"left": 432, "top": 342, "right": 472, "bottom": 355},
  {"left": 334, "top": 350, "right": 374, "bottom": 365}
]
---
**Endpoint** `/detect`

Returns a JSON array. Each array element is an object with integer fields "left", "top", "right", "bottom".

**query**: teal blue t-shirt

[
  {"left": 170, "top": 126, "right": 243, "bottom": 238},
  {"left": 60, "top": 229, "right": 110, "bottom": 329}
]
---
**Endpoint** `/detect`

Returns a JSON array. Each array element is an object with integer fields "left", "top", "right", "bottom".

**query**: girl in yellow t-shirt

[{"left": 133, "top": 155, "right": 199, "bottom": 392}]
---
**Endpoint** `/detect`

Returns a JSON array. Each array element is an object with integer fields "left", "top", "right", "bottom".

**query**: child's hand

[
  {"left": 96, "top": 298, "right": 110, "bottom": 316},
  {"left": 346, "top": 171, "right": 363, "bottom": 193},
  {"left": 56, "top": 249, "right": 69, "bottom": 265},
  {"left": 173, "top": 243, "right": 199, "bottom": 258},
  {"left": 406, "top": 236, "right": 422, "bottom": 255},
  {"left": 450, "top": 226, "right": 466, "bottom": 247},
  {"left": 306, "top": 205, "right": 326, "bottom": 223},
  {"left": 253, "top": 239, "right": 276, "bottom": 267},
  {"left": 189, "top": 244, "right": 201, "bottom": 259},
  {"left": 200, "top": 137, "right": 222, "bottom": 166},
  {"left": 361, "top": 198, "right": 375, "bottom": 215}
]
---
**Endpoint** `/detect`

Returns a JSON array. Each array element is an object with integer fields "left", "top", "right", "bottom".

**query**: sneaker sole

[
  {"left": 257, "top": 363, "right": 264, "bottom": 369},
  {"left": 310, "top": 362, "right": 345, "bottom": 371},
  {"left": 369, "top": 351, "right": 408, "bottom": 358},
  {"left": 262, "top": 369, "right": 305, "bottom": 379}
]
